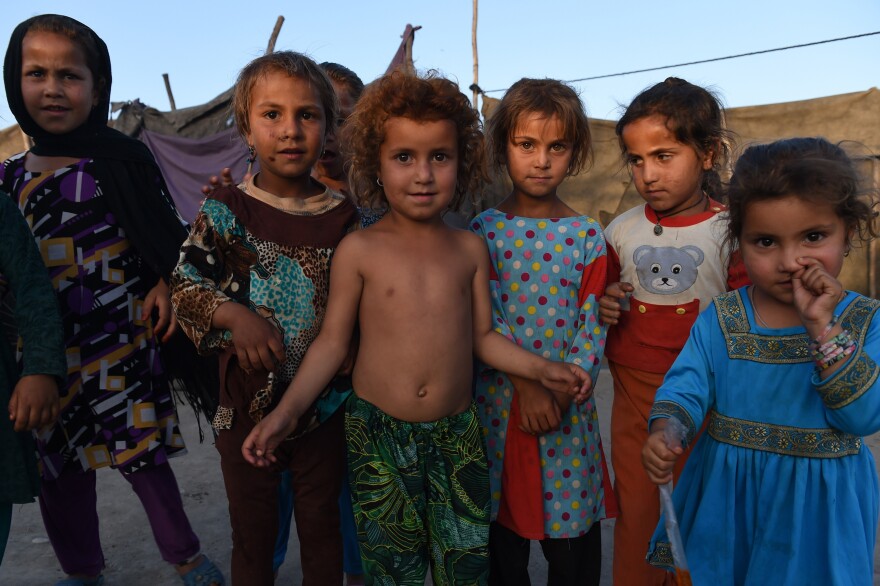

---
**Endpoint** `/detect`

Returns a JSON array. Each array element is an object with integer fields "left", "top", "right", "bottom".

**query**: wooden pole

[
  {"left": 472, "top": 0, "right": 479, "bottom": 110},
  {"left": 266, "top": 16, "right": 285, "bottom": 54},
  {"left": 162, "top": 73, "right": 177, "bottom": 111}
]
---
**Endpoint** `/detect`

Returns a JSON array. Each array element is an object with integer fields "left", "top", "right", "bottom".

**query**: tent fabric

[
  {"left": 140, "top": 127, "right": 250, "bottom": 223},
  {"left": 111, "top": 87, "right": 236, "bottom": 139}
]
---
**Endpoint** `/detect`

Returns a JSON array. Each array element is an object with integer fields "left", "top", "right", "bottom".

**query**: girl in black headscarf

[{"left": 2, "top": 14, "right": 222, "bottom": 586}]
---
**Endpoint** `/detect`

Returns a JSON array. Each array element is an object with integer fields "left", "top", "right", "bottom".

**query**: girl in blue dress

[{"left": 642, "top": 137, "right": 880, "bottom": 584}]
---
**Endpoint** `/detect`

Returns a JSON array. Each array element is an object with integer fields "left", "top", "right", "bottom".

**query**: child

[
  {"left": 1, "top": 14, "right": 223, "bottom": 586},
  {"left": 642, "top": 136, "right": 880, "bottom": 583},
  {"left": 271, "top": 60, "right": 366, "bottom": 585},
  {"left": 171, "top": 51, "right": 357, "bottom": 585},
  {"left": 241, "top": 70, "right": 594, "bottom": 585},
  {"left": 0, "top": 192, "right": 66, "bottom": 564},
  {"left": 598, "top": 77, "right": 748, "bottom": 586},
  {"left": 470, "top": 78, "right": 610, "bottom": 585},
  {"left": 314, "top": 62, "right": 364, "bottom": 197}
]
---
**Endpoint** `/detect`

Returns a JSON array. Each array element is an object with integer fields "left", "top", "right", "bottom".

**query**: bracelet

[
  {"left": 815, "top": 331, "right": 854, "bottom": 357},
  {"left": 818, "top": 344, "right": 855, "bottom": 371},
  {"left": 811, "top": 314, "right": 840, "bottom": 348},
  {"left": 811, "top": 329, "right": 856, "bottom": 370}
]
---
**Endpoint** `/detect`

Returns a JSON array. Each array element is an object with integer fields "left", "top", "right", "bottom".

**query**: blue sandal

[
  {"left": 55, "top": 576, "right": 104, "bottom": 586},
  {"left": 179, "top": 556, "right": 225, "bottom": 586}
]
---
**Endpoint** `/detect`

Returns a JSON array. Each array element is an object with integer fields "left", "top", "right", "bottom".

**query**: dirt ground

[{"left": 1, "top": 368, "right": 878, "bottom": 584}]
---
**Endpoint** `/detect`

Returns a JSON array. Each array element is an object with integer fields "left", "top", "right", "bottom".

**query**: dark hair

[
  {"left": 727, "top": 137, "right": 878, "bottom": 245},
  {"left": 320, "top": 62, "right": 364, "bottom": 102},
  {"left": 616, "top": 77, "right": 731, "bottom": 199},
  {"left": 232, "top": 51, "right": 338, "bottom": 140},
  {"left": 486, "top": 78, "right": 592, "bottom": 175},
  {"left": 342, "top": 70, "right": 486, "bottom": 211},
  {"left": 24, "top": 14, "right": 106, "bottom": 100}
]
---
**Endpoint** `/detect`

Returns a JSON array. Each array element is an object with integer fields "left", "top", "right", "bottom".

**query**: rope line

[{"left": 482, "top": 31, "right": 880, "bottom": 93}]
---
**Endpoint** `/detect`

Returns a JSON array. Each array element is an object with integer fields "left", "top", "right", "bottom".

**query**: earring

[
  {"left": 376, "top": 178, "right": 384, "bottom": 187},
  {"left": 246, "top": 145, "right": 255, "bottom": 176}
]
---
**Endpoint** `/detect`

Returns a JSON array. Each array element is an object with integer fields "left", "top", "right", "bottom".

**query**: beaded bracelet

[
  {"left": 811, "top": 314, "right": 840, "bottom": 348},
  {"left": 811, "top": 330, "right": 856, "bottom": 370},
  {"left": 818, "top": 345, "right": 855, "bottom": 370}
]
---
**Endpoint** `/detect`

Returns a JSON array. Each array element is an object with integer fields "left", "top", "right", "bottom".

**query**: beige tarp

[{"left": 480, "top": 87, "right": 880, "bottom": 295}]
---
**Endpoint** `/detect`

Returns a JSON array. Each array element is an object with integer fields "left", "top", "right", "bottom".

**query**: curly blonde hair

[{"left": 341, "top": 70, "right": 486, "bottom": 211}]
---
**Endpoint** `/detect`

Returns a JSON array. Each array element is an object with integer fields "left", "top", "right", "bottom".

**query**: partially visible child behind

[
  {"left": 271, "top": 60, "right": 366, "bottom": 585},
  {"left": 471, "top": 78, "right": 611, "bottom": 585},
  {"left": 1, "top": 14, "right": 223, "bottom": 586},
  {"left": 642, "top": 136, "right": 880, "bottom": 583},
  {"left": 241, "top": 70, "right": 594, "bottom": 585},
  {"left": 314, "top": 62, "right": 363, "bottom": 197},
  {"left": 171, "top": 51, "right": 358, "bottom": 585},
  {"left": 0, "top": 192, "right": 65, "bottom": 565},
  {"left": 597, "top": 77, "right": 748, "bottom": 586}
]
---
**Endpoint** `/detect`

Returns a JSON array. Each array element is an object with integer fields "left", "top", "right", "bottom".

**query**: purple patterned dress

[{"left": 1, "top": 154, "right": 185, "bottom": 480}]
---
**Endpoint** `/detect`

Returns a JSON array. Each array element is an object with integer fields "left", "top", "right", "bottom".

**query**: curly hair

[
  {"left": 341, "top": 70, "right": 486, "bottom": 211},
  {"left": 232, "top": 51, "right": 338, "bottom": 141},
  {"left": 486, "top": 78, "right": 592, "bottom": 176},
  {"left": 726, "top": 137, "right": 878, "bottom": 246},
  {"left": 617, "top": 77, "right": 733, "bottom": 200}
]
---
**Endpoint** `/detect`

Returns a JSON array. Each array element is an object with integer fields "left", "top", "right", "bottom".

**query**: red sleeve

[
  {"left": 726, "top": 248, "right": 750, "bottom": 290},
  {"left": 606, "top": 243, "right": 621, "bottom": 289},
  {"left": 578, "top": 254, "right": 607, "bottom": 307}
]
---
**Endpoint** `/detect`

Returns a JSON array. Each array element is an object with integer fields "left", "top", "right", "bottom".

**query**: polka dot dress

[{"left": 471, "top": 209, "right": 608, "bottom": 538}]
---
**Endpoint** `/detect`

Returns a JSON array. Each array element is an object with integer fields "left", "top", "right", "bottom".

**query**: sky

[{"left": 0, "top": 0, "right": 877, "bottom": 127}]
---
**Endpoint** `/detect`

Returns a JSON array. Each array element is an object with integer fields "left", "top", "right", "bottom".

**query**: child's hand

[
  {"left": 514, "top": 378, "right": 561, "bottom": 435},
  {"left": 792, "top": 257, "right": 845, "bottom": 331},
  {"left": 538, "top": 362, "right": 593, "bottom": 399},
  {"left": 598, "top": 281, "right": 633, "bottom": 325},
  {"left": 201, "top": 168, "right": 235, "bottom": 196},
  {"left": 229, "top": 309, "right": 285, "bottom": 373},
  {"left": 241, "top": 407, "right": 298, "bottom": 467},
  {"left": 143, "top": 278, "right": 177, "bottom": 343},
  {"left": 8, "top": 374, "right": 59, "bottom": 432},
  {"left": 642, "top": 424, "right": 683, "bottom": 485}
]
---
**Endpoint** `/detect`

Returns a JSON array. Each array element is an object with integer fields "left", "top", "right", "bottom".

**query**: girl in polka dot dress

[{"left": 471, "top": 78, "right": 613, "bottom": 585}]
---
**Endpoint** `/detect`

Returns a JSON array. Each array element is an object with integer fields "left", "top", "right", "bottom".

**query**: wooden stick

[
  {"left": 162, "top": 73, "right": 177, "bottom": 111},
  {"left": 472, "top": 0, "right": 479, "bottom": 110},
  {"left": 266, "top": 16, "right": 285, "bottom": 54}
]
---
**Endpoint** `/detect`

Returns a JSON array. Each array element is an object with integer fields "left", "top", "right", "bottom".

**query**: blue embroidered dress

[
  {"left": 471, "top": 210, "right": 609, "bottom": 539},
  {"left": 647, "top": 288, "right": 880, "bottom": 584}
]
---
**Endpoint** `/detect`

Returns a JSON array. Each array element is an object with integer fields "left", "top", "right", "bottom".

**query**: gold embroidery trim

[
  {"left": 715, "top": 291, "right": 880, "bottom": 365},
  {"left": 708, "top": 410, "right": 861, "bottom": 458}
]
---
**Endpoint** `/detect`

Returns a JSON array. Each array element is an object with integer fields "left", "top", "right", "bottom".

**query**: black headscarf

[
  {"left": 4, "top": 14, "right": 187, "bottom": 281},
  {"left": 4, "top": 15, "right": 218, "bottom": 433}
]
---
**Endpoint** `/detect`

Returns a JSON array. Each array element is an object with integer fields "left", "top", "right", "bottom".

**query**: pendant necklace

[
  {"left": 653, "top": 193, "right": 708, "bottom": 236},
  {"left": 748, "top": 286, "right": 771, "bottom": 328}
]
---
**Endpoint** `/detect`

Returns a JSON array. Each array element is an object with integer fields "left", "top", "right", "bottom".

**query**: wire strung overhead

[{"left": 481, "top": 31, "right": 880, "bottom": 94}]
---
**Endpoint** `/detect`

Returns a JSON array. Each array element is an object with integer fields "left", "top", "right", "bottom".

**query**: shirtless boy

[{"left": 242, "top": 71, "right": 592, "bottom": 585}]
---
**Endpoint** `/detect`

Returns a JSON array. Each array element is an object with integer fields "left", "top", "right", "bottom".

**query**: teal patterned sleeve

[
  {"left": 170, "top": 198, "right": 237, "bottom": 354},
  {"left": 0, "top": 193, "right": 66, "bottom": 381}
]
